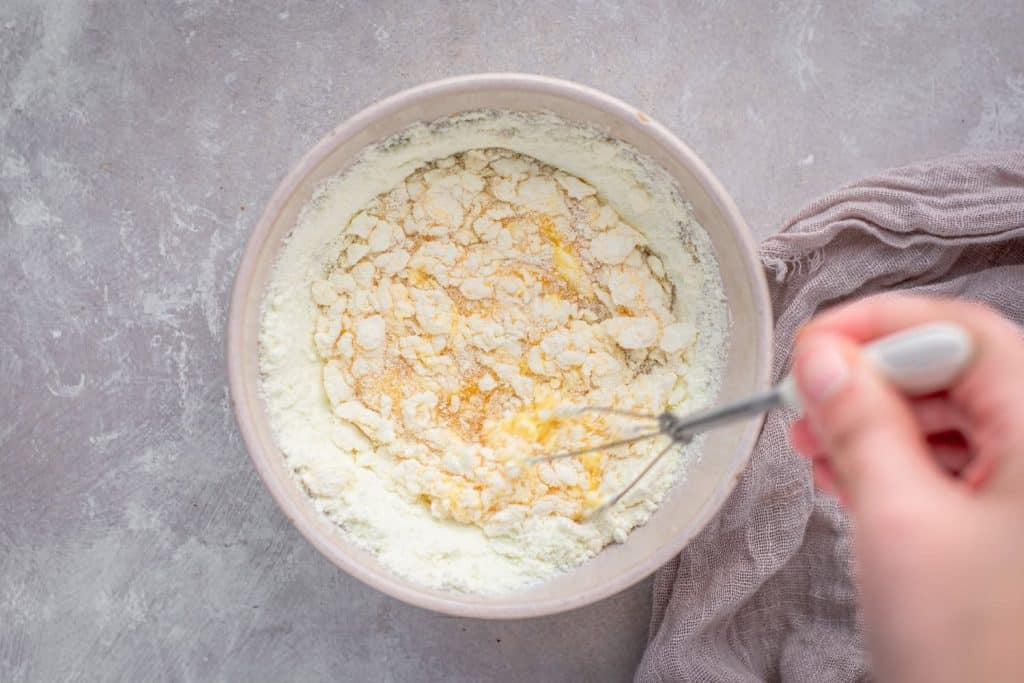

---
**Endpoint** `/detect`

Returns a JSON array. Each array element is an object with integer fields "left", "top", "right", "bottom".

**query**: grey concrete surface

[{"left": 2, "top": 1, "right": 1023, "bottom": 680}]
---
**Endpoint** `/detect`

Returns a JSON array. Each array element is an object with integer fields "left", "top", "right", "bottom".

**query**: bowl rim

[{"left": 227, "top": 72, "right": 773, "bottom": 618}]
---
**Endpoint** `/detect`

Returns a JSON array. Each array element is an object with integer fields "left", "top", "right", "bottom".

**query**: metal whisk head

[
  {"left": 525, "top": 408, "right": 695, "bottom": 519},
  {"left": 527, "top": 388, "right": 785, "bottom": 518}
]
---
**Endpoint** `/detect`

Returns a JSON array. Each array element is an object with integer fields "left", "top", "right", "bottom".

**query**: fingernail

[{"left": 799, "top": 341, "right": 850, "bottom": 403}]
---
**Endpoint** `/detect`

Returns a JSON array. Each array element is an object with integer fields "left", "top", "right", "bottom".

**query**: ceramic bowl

[{"left": 227, "top": 73, "right": 772, "bottom": 618}]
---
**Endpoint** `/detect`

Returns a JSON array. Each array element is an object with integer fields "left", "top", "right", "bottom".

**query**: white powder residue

[{"left": 259, "top": 110, "right": 728, "bottom": 594}]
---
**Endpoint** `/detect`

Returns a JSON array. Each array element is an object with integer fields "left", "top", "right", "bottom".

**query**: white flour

[{"left": 259, "top": 111, "right": 728, "bottom": 594}]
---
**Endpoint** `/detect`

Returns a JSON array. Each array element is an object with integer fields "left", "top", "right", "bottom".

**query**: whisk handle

[{"left": 777, "top": 322, "right": 974, "bottom": 412}]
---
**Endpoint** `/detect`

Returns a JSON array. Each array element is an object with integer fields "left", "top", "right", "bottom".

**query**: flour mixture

[{"left": 260, "top": 111, "right": 727, "bottom": 593}]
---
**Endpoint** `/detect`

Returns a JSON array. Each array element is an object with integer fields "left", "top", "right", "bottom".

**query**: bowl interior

[{"left": 229, "top": 75, "right": 772, "bottom": 618}]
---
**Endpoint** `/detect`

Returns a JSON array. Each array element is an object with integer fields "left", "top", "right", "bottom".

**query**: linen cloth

[{"left": 637, "top": 152, "right": 1024, "bottom": 682}]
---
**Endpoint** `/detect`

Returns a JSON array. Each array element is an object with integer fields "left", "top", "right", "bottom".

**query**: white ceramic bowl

[{"left": 228, "top": 73, "right": 772, "bottom": 618}]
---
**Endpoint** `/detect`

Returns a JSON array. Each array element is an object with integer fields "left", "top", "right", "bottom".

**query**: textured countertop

[{"left": 3, "top": 1, "right": 1023, "bottom": 680}]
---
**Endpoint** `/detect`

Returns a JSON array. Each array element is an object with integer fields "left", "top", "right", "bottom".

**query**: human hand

[{"left": 788, "top": 294, "right": 1024, "bottom": 683}]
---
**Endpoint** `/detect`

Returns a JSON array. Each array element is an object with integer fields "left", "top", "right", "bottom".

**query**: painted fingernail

[{"left": 799, "top": 341, "right": 850, "bottom": 403}]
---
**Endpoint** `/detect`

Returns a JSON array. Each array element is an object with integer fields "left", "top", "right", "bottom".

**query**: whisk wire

[
  {"left": 529, "top": 389, "right": 785, "bottom": 514},
  {"left": 526, "top": 431, "right": 662, "bottom": 464},
  {"left": 586, "top": 440, "right": 680, "bottom": 518},
  {"left": 568, "top": 406, "right": 660, "bottom": 421}
]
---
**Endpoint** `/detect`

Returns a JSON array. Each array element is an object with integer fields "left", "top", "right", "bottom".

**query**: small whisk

[{"left": 528, "top": 322, "right": 974, "bottom": 518}]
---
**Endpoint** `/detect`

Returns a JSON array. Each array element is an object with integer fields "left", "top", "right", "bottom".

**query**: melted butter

[
  {"left": 538, "top": 215, "right": 591, "bottom": 295},
  {"left": 497, "top": 392, "right": 562, "bottom": 443}
]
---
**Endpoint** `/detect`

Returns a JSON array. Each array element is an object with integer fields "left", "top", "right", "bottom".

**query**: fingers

[
  {"left": 911, "top": 396, "right": 970, "bottom": 436},
  {"left": 793, "top": 332, "right": 952, "bottom": 512},
  {"left": 791, "top": 397, "right": 974, "bottom": 485},
  {"left": 793, "top": 397, "right": 968, "bottom": 454},
  {"left": 791, "top": 424, "right": 843, "bottom": 499},
  {"left": 789, "top": 419, "right": 821, "bottom": 456},
  {"left": 927, "top": 433, "right": 972, "bottom": 476},
  {"left": 913, "top": 399, "right": 978, "bottom": 482},
  {"left": 800, "top": 294, "right": 1024, "bottom": 493}
]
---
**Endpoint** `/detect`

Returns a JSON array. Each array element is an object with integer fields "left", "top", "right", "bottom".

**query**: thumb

[{"left": 793, "top": 331, "right": 950, "bottom": 510}]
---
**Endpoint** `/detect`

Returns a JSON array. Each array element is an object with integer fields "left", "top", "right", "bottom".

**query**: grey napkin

[{"left": 637, "top": 152, "right": 1024, "bottom": 682}]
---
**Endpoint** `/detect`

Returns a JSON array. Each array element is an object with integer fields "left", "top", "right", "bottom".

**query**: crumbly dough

[
  {"left": 312, "top": 148, "right": 691, "bottom": 531},
  {"left": 259, "top": 111, "right": 727, "bottom": 594}
]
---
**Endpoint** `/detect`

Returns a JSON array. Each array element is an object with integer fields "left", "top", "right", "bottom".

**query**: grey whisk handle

[{"left": 777, "top": 322, "right": 974, "bottom": 412}]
